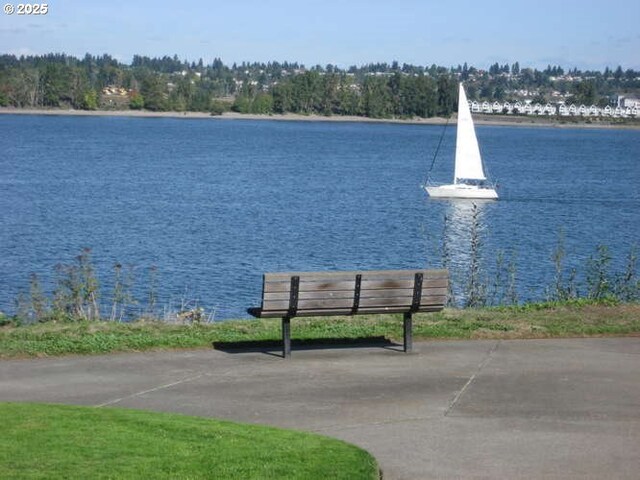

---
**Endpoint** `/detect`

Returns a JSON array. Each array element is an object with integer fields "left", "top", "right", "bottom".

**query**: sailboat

[{"left": 424, "top": 83, "right": 498, "bottom": 200}]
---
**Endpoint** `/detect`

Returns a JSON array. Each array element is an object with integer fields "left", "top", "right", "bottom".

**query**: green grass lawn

[
  {"left": 1, "top": 302, "right": 639, "bottom": 358},
  {"left": 0, "top": 403, "right": 378, "bottom": 480}
]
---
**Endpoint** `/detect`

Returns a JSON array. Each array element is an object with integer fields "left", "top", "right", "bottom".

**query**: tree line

[{"left": 1, "top": 53, "right": 638, "bottom": 118}]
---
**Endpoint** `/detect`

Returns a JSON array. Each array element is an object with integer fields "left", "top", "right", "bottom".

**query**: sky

[{"left": 1, "top": 0, "right": 639, "bottom": 71}]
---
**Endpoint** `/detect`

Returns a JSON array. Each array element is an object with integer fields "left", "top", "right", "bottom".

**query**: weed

[
  {"left": 614, "top": 245, "right": 639, "bottom": 301},
  {"left": 586, "top": 244, "right": 612, "bottom": 300}
]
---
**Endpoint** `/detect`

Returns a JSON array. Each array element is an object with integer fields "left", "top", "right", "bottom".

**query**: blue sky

[{"left": 1, "top": 0, "right": 639, "bottom": 70}]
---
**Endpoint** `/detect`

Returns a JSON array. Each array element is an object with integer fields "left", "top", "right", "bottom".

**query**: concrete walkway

[{"left": 1, "top": 337, "right": 639, "bottom": 479}]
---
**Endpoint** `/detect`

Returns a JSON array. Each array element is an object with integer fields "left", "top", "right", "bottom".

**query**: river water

[{"left": 1, "top": 115, "right": 638, "bottom": 319}]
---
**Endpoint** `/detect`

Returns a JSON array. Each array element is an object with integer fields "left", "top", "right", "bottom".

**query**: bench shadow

[{"left": 213, "top": 336, "right": 401, "bottom": 357}]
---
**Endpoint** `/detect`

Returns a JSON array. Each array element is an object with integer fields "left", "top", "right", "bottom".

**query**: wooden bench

[{"left": 248, "top": 269, "right": 448, "bottom": 358}]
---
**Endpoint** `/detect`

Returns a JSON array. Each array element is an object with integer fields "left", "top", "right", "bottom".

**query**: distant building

[
  {"left": 466, "top": 95, "right": 638, "bottom": 118},
  {"left": 618, "top": 95, "right": 640, "bottom": 109}
]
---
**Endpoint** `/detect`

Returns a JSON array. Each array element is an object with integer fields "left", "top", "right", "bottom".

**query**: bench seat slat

[
  {"left": 264, "top": 277, "right": 448, "bottom": 293},
  {"left": 262, "top": 294, "right": 447, "bottom": 312},
  {"left": 263, "top": 286, "right": 448, "bottom": 302},
  {"left": 251, "top": 305, "right": 445, "bottom": 319},
  {"left": 265, "top": 269, "right": 448, "bottom": 282}
]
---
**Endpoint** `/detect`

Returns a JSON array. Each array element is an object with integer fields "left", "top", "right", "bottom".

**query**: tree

[
  {"left": 291, "top": 71, "right": 322, "bottom": 113},
  {"left": 80, "top": 89, "right": 98, "bottom": 110},
  {"left": 272, "top": 82, "right": 293, "bottom": 113},
  {"left": 573, "top": 80, "right": 597, "bottom": 105},
  {"left": 129, "top": 92, "right": 144, "bottom": 109},
  {"left": 321, "top": 74, "right": 340, "bottom": 115},
  {"left": 41, "top": 64, "right": 68, "bottom": 106},
  {"left": 336, "top": 75, "right": 361, "bottom": 116},
  {"left": 413, "top": 75, "right": 437, "bottom": 118},
  {"left": 140, "top": 75, "right": 167, "bottom": 111},
  {"left": 252, "top": 93, "right": 273, "bottom": 114},
  {"left": 362, "top": 76, "right": 392, "bottom": 118},
  {"left": 209, "top": 99, "right": 230, "bottom": 115},
  {"left": 231, "top": 96, "right": 249, "bottom": 113},
  {"left": 436, "top": 75, "right": 456, "bottom": 117}
]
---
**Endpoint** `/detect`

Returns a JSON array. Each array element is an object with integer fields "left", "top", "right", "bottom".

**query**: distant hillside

[{"left": 1, "top": 53, "right": 638, "bottom": 119}]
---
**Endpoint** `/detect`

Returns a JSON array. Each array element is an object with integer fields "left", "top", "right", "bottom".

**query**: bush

[{"left": 210, "top": 99, "right": 231, "bottom": 116}]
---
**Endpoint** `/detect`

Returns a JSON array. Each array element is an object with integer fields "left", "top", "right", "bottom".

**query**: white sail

[
  {"left": 454, "top": 83, "right": 486, "bottom": 182},
  {"left": 424, "top": 82, "right": 498, "bottom": 199}
]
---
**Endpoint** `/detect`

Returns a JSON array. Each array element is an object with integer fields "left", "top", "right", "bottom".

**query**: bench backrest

[{"left": 257, "top": 269, "right": 448, "bottom": 318}]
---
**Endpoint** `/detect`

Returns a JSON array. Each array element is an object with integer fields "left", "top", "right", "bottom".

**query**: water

[{"left": 1, "top": 115, "right": 639, "bottom": 319}]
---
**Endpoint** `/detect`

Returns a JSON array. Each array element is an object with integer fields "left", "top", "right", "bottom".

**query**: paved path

[{"left": 1, "top": 338, "right": 639, "bottom": 479}]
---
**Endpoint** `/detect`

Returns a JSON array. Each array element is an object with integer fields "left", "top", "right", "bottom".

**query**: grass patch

[
  {"left": 0, "top": 403, "right": 378, "bottom": 480},
  {"left": 1, "top": 303, "right": 639, "bottom": 359}
]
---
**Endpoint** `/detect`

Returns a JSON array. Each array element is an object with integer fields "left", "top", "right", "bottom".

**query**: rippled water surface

[{"left": 1, "top": 115, "right": 639, "bottom": 318}]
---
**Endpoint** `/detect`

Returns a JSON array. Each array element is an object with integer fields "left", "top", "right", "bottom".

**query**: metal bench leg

[
  {"left": 282, "top": 316, "right": 291, "bottom": 359},
  {"left": 403, "top": 312, "right": 413, "bottom": 353}
]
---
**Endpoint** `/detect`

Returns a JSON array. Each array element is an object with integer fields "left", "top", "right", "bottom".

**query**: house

[
  {"left": 482, "top": 101, "right": 492, "bottom": 113},
  {"left": 558, "top": 104, "right": 570, "bottom": 116},
  {"left": 513, "top": 101, "right": 523, "bottom": 114},
  {"left": 492, "top": 101, "right": 502, "bottom": 113},
  {"left": 618, "top": 96, "right": 640, "bottom": 109},
  {"left": 539, "top": 103, "right": 555, "bottom": 115},
  {"left": 470, "top": 101, "right": 481, "bottom": 113}
]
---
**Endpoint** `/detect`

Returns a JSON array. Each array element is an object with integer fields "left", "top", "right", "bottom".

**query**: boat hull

[{"left": 425, "top": 184, "right": 498, "bottom": 200}]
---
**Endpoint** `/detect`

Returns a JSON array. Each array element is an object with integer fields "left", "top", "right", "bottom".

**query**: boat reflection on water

[{"left": 441, "top": 200, "right": 492, "bottom": 306}]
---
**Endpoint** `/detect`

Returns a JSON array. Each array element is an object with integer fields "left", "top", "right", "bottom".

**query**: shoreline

[{"left": 1, "top": 107, "right": 639, "bottom": 130}]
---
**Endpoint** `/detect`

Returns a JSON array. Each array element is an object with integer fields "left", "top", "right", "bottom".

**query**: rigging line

[{"left": 423, "top": 117, "right": 450, "bottom": 185}]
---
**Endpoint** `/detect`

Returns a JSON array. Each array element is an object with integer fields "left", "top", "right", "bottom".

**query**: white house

[
  {"left": 465, "top": 96, "right": 634, "bottom": 118},
  {"left": 513, "top": 101, "right": 523, "bottom": 114},
  {"left": 618, "top": 96, "right": 640, "bottom": 109}
]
